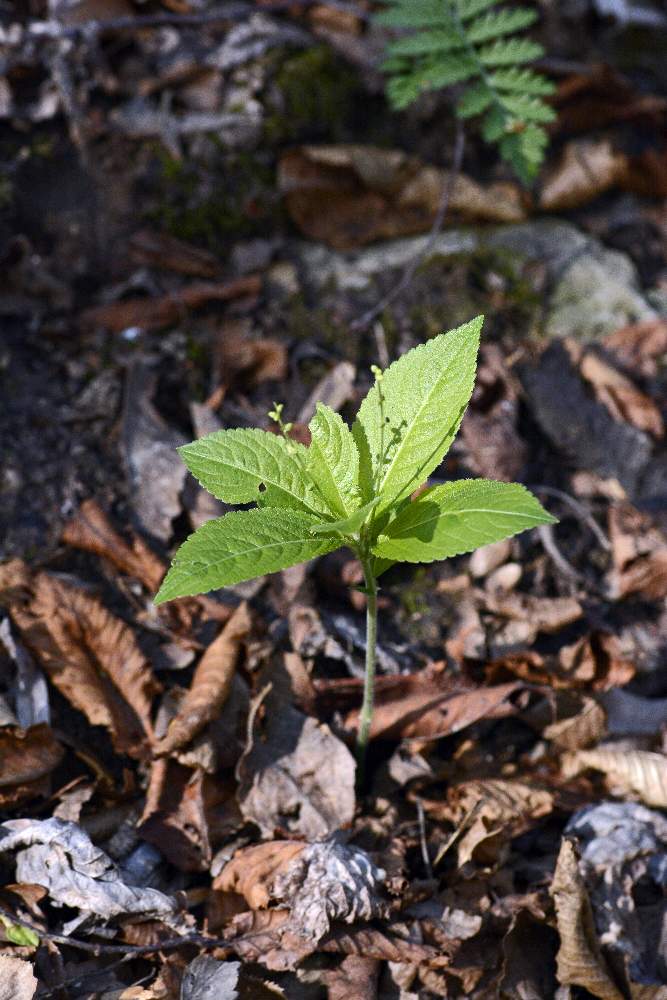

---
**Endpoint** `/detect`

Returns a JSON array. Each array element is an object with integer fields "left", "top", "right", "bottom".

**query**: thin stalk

[{"left": 357, "top": 554, "right": 378, "bottom": 783}]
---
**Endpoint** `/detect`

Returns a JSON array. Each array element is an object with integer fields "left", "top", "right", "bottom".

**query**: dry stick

[
  {"left": 350, "top": 121, "right": 466, "bottom": 333},
  {"left": 0, "top": 904, "right": 229, "bottom": 958}
]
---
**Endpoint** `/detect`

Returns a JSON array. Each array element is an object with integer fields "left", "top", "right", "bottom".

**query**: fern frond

[
  {"left": 478, "top": 37, "right": 543, "bottom": 66},
  {"left": 456, "top": 0, "right": 499, "bottom": 20},
  {"left": 490, "top": 67, "right": 556, "bottom": 95},
  {"left": 466, "top": 7, "right": 538, "bottom": 43},
  {"left": 377, "top": 0, "right": 554, "bottom": 182}
]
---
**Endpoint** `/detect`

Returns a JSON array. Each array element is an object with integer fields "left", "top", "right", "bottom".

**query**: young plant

[
  {"left": 377, "top": 0, "right": 556, "bottom": 184},
  {"left": 154, "top": 316, "right": 555, "bottom": 772}
]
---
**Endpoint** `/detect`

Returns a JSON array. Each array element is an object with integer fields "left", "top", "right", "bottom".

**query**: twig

[
  {"left": 416, "top": 799, "right": 433, "bottom": 880},
  {"left": 350, "top": 121, "right": 466, "bottom": 333},
  {"left": 0, "top": 904, "right": 229, "bottom": 958},
  {"left": 26, "top": 0, "right": 369, "bottom": 41},
  {"left": 528, "top": 484, "right": 611, "bottom": 551},
  {"left": 537, "top": 524, "right": 583, "bottom": 586}
]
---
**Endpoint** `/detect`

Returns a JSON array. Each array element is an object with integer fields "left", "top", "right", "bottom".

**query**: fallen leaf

[
  {"left": 344, "top": 665, "right": 529, "bottom": 742},
  {"left": 604, "top": 319, "right": 667, "bottom": 378},
  {"left": 139, "top": 760, "right": 213, "bottom": 872},
  {"left": 607, "top": 503, "right": 667, "bottom": 601},
  {"left": 0, "top": 818, "right": 175, "bottom": 922},
  {"left": 0, "top": 956, "right": 37, "bottom": 1000},
  {"left": 544, "top": 696, "right": 607, "bottom": 750},
  {"left": 0, "top": 562, "right": 159, "bottom": 758},
  {"left": 128, "top": 229, "right": 223, "bottom": 279},
  {"left": 499, "top": 910, "right": 559, "bottom": 999},
  {"left": 550, "top": 838, "right": 625, "bottom": 1000},
  {"left": 80, "top": 275, "right": 260, "bottom": 333},
  {"left": 279, "top": 145, "right": 526, "bottom": 249},
  {"left": 122, "top": 361, "right": 188, "bottom": 544},
  {"left": 154, "top": 602, "right": 251, "bottom": 756},
  {"left": 553, "top": 64, "right": 667, "bottom": 134},
  {"left": 319, "top": 955, "right": 379, "bottom": 1000},
  {"left": 180, "top": 957, "right": 241, "bottom": 1000},
  {"left": 562, "top": 749, "right": 667, "bottom": 807},
  {"left": 575, "top": 344, "right": 664, "bottom": 438},
  {"left": 237, "top": 664, "right": 356, "bottom": 839},
  {"left": 484, "top": 592, "right": 583, "bottom": 634},
  {"left": 62, "top": 499, "right": 166, "bottom": 593},
  {"left": 0, "top": 724, "right": 63, "bottom": 804},
  {"left": 435, "top": 779, "right": 554, "bottom": 866},
  {"left": 539, "top": 139, "right": 629, "bottom": 212},
  {"left": 296, "top": 361, "right": 356, "bottom": 425},
  {"left": 215, "top": 841, "right": 306, "bottom": 909},
  {"left": 212, "top": 320, "right": 287, "bottom": 398}
]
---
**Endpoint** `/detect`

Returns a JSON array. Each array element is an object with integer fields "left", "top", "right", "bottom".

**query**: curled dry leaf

[
  {"left": 543, "top": 696, "right": 607, "bottom": 750},
  {"left": 279, "top": 145, "right": 525, "bottom": 249},
  {"left": 319, "top": 955, "right": 380, "bottom": 1000},
  {"left": 551, "top": 838, "right": 629, "bottom": 999},
  {"left": 0, "top": 818, "right": 176, "bottom": 922},
  {"left": 140, "top": 760, "right": 214, "bottom": 872},
  {"left": 604, "top": 319, "right": 667, "bottom": 379},
  {"left": 0, "top": 562, "right": 159, "bottom": 757},
  {"left": 607, "top": 503, "right": 667, "bottom": 601},
  {"left": 0, "top": 723, "right": 64, "bottom": 806},
  {"left": 80, "top": 275, "right": 260, "bottom": 333},
  {"left": 572, "top": 343, "right": 664, "bottom": 439},
  {"left": 62, "top": 499, "right": 166, "bottom": 593},
  {"left": 237, "top": 666, "right": 355, "bottom": 839},
  {"left": 0, "top": 956, "right": 37, "bottom": 1000},
  {"left": 344, "top": 662, "right": 529, "bottom": 742},
  {"left": 562, "top": 749, "right": 667, "bottom": 808},
  {"left": 154, "top": 602, "right": 251, "bottom": 756},
  {"left": 434, "top": 779, "right": 554, "bottom": 866},
  {"left": 215, "top": 840, "right": 306, "bottom": 909},
  {"left": 212, "top": 320, "right": 287, "bottom": 397},
  {"left": 539, "top": 139, "right": 629, "bottom": 212},
  {"left": 180, "top": 957, "right": 242, "bottom": 1000}
]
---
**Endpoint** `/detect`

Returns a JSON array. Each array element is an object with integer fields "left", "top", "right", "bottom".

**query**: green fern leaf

[
  {"left": 466, "top": 7, "right": 538, "bottom": 43},
  {"left": 385, "top": 30, "right": 465, "bottom": 57},
  {"left": 491, "top": 67, "right": 556, "bottom": 95},
  {"left": 500, "top": 93, "right": 557, "bottom": 123},
  {"left": 479, "top": 37, "right": 543, "bottom": 65},
  {"left": 457, "top": 80, "right": 494, "bottom": 117},
  {"left": 456, "top": 0, "right": 499, "bottom": 20},
  {"left": 376, "top": 0, "right": 455, "bottom": 28}
]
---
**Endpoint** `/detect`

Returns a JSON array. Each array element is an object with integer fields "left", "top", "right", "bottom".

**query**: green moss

[
  {"left": 265, "top": 46, "right": 362, "bottom": 143},
  {"left": 145, "top": 148, "right": 279, "bottom": 253}
]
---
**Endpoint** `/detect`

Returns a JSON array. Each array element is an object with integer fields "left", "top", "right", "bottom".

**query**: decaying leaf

[
  {"left": 319, "top": 955, "right": 380, "bottom": 1000},
  {"left": 279, "top": 145, "right": 526, "bottom": 249},
  {"left": 435, "top": 779, "right": 554, "bottom": 866},
  {"left": 80, "top": 275, "right": 260, "bottom": 333},
  {"left": 214, "top": 840, "right": 306, "bottom": 909},
  {"left": 237, "top": 666, "right": 355, "bottom": 839},
  {"left": 607, "top": 503, "right": 667, "bottom": 601},
  {"left": 180, "top": 957, "right": 242, "bottom": 1000},
  {"left": 0, "top": 956, "right": 37, "bottom": 1000},
  {"left": 543, "top": 696, "right": 607, "bottom": 750},
  {"left": 128, "top": 229, "right": 223, "bottom": 279},
  {"left": 212, "top": 320, "right": 287, "bottom": 397},
  {"left": 562, "top": 749, "right": 667, "bottom": 807},
  {"left": 572, "top": 342, "right": 664, "bottom": 438},
  {"left": 62, "top": 499, "right": 166, "bottom": 593},
  {"left": 0, "top": 818, "right": 175, "bottom": 922},
  {"left": 0, "top": 562, "right": 159, "bottom": 757},
  {"left": 344, "top": 662, "right": 529, "bottom": 742},
  {"left": 604, "top": 319, "right": 667, "bottom": 378},
  {"left": 551, "top": 838, "right": 625, "bottom": 999},
  {"left": 139, "top": 760, "right": 214, "bottom": 872},
  {"left": 539, "top": 139, "right": 629, "bottom": 212},
  {"left": 154, "top": 602, "right": 251, "bottom": 756},
  {"left": 0, "top": 723, "right": 63, "bottom": 806}
]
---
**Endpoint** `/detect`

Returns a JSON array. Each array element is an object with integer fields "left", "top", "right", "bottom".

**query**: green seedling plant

[{"left": 154, "top": 316, "right": 555, "bottom": 775}]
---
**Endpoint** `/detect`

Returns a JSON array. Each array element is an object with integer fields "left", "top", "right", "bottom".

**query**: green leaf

[
  {"left": 376, "top": 0, "right": 454, "bottom": 28},
  {"left": 457, "top": 80, "right": 494, "bottom": 117},
  {"left": 373, "top": 479, "right": 556, "bottom": 562},
  {"left": 178, "top": 428, "right": 326, "bottom": 516},
  {"left": 490, "top": 67, "right": 556, "bottom": 95},
  {"left": 499, "top": 93, "right": 557, "bottom": 123},
  {"left": 478, "top": 37, "right": 543, "bottom": 66},
  {"left": 0, "top": 915, "right": 39, "bottom": 948},
  {"left": 466, "top": 7, "right": 537, "bottom": 43},
  {"left": 154, "top": 508, "right": 341, "bottom": 603},
  {"left": 456, "top": 0, "right": 499, "bottom": 19},
  {"left": 307, "top": 403, "right": 361, "bottom": 518},
  {"left": 353, "top": 317, "right": 482, "bottom": 513},
  {"left": 385, "top": 29, "right": 463, "bottom": 57},
  {"left": 310, "top": 498, "right": 379, "bottom": 538}
]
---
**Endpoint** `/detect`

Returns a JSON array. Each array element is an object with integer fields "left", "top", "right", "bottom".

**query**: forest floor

[{"left": 1, "top": 2, "right": 667, "bottom": 998}]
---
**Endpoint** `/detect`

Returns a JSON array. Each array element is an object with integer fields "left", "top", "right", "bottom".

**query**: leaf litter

[{"left": 2, "top": 3, "right": 667, "bottom": 995}]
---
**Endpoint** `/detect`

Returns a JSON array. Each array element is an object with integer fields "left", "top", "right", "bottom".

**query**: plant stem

[{"left": 357, "top": 554, "right": 378, "bottom": 784}]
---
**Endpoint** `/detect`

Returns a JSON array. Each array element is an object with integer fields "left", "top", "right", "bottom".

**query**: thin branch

[
  {"left": 528, "top": 484, "right": 610, "bottom": 551},
  {"left": 0, "top": 904, "right": 229, "bottom": 958},
  {"left": 350, "top": 121, "right": 466, "bottom": 333}
]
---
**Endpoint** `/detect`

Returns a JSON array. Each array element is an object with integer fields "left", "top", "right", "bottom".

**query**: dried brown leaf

[
  {"left": 320, "top": 955, "right": 379, "bottom": 1000},
  {"left": 539, "top": 139, "right": 629, "bottom": 212},
  {"left": 140, "top": 760, "right": 214, "bottom": 872},
  {"left": 550, "top": 838, "right": 626, "bottom": 999},
  {"left": 212, "top": 320, "right": 287, "bottom": 395},
  {"left": 344, "top": 662, "right": 529, "bottom": 741},
  {"left": 604, "top": 319, "right": 667, "bottom": 378},
  {"left": 214, "top": 841, "right": 306, "bottom": 909},
  {"left": 562, "top": 749, "right": 667, "bottom": 807},
  {"left": 128, "top": 229, "right": 222, "bottom": 279},
  {"left": 1, "top": 564, "right": 159, "bottom": 757},
  {"left": 62, "top": 499, "right": 166, "bottom": 593},
  {"left": 608, "top": 503, "right": 667, "bottom": 600},
  {"left": 484, "top": 593, "right": 583, "bottom": 634},
  {"left": 0, "top": 723, "right": 63, "bottom": 792},
  {"left": 437, "top": 779, "right": 554, "bottom": 866},
  {"left": 544, "top": 697, "right": 607, "bottom": 750},
  {"left": 0, "top": 956, "right": 37, "bottom": 1000},
  {"left": 80, "top": 275, "right": 261, "bottom": 333},
  {"left": 279, "top": 145, "right": 525, "bottom": 249},
  {"left": 577, "top": 347, "right": 664, "bottom": 438},
  {"left": 154, "top": 602, "right": 251, "bottom": 756}
]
